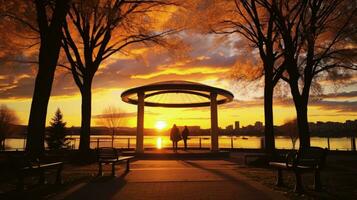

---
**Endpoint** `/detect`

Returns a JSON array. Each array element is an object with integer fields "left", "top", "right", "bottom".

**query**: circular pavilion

[{"left": 121, "top": 80, "right": 234, "bottom": 153}]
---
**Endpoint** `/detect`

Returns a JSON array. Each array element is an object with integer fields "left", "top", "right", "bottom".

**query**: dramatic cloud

[
  {"left": 220, "top": 96, "right": 357, "bottom": 114},
  {"left": 93, "top": 112, "right": 137, "bottom": 119},
  {"left": 310, "top": 100, "right": 357, "bottom": 113},
  {"left": 0, "top": 17, "right": 356, "bottom": 127},
  {"left": 321, "top": 91, "right": 357, "bottom": 99},
  {"left": 132, "top": 66, "right": 230, "bottom": 79}
]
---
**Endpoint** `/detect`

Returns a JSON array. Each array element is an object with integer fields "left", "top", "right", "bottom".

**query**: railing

[
  {"left": 41, "top": 136, "right": 357, "bottom": 151},
  {"left": 2, "top": 136, "right": 357, "bottom": 151},
  {"left": 83, "top": 137, "right": 213, "bottom": 149}
]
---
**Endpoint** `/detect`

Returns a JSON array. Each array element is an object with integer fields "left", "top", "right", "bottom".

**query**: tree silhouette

[
  {"left": 268, "top": 0, "right": 357, "bottom": 149},
  {"left": 281, "top": 118, "right": 299, "bottom": 150},
  {"left": 97, "top": 106, "right": 122, "bottom": 148},
  {"left": 46, "top": 108, "right": 69, "bottom": 150},
  {"left": 209, "top": 0, "right": 285, "bottom": 155},
  {"left": 61, "top": 0, "right": 176, "bottom": 152},
  {"left": 1, "top": 0, "right": 71, "bottom": 156},
  {"left": 0, "top": 0, "right": 71, "bottom": 156},
  {"left": 0, "top": 105, "right": 19, "bottom": 150},
  {"left": 26, "top": 0, "right": 70, "bottom": 156}
]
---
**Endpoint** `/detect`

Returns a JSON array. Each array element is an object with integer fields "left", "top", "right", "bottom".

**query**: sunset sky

[{"left": 0, "top": 2, "right": 356, "bottom": 129}]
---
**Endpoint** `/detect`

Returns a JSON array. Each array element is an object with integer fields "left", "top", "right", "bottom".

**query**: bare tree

[
  {"left": 97, "top": 106, "right": 122, "bottom": 147},
  {"left": 209, "top": 0, "right": 285, "bottom": 156},
  {"left": 267, "top": 0, "right": 357, "bottom": 149},
  {"left": 61, "top": 0, "right": 177, "bottom": 152},
  {"left": 281, "top": 118, "right": 299, "bottom": 150},
  {"left": 0, "top": 105, "right": 19, "bottom": 150}
]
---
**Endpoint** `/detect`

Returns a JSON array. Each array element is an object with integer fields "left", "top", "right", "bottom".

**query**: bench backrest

[
  {"left": 296, "top": 146, "right": 327, "bottom": 168},
  {"left": 97, "top": 147, "right": 121, "bottom": 160}
]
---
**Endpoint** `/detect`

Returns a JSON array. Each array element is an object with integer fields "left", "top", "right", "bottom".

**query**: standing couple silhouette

[{"left": 170, "top": 124, "right": 189, "bottom": 152}]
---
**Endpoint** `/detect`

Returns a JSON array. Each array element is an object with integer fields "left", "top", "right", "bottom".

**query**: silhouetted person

[
  {"left": 182, "top": 126, "right": 189, "bottom": 150},
  {"left": 170, "top": 124, "right": 181, "bottom": 152}
]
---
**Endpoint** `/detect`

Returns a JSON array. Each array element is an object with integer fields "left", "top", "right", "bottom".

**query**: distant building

[
  {"left": 235, "top": 121, "right": 240, "bottom": 130},
  {"left": 345, "top": 120, "right": 357, "bottom": 130},
  {"left": 316, "top": 121, "right": 324, "bottom": 125},
  {"left": 226, "top": 125, "right": 234, "bottom": 131},
  {"left": 255, "top": 121, "right": 263, "bottom": 129},
  {"left": 177, "top": 126, "right": 201, "bottom": 133}
]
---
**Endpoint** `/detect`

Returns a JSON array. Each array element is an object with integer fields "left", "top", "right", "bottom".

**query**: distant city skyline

[{"left": 6, "top": 118, "right": 357, "bottom": 139}]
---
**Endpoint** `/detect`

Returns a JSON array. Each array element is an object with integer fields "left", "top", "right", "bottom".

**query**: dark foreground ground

[
  {"left": 0, "top": 150, "right": 356, "bottom": 200},
  {"left": 231, "top": 152, "right": 357, "bottom": 200}
]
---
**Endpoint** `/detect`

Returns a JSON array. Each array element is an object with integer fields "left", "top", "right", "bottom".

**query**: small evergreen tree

[{"left": 46, "top": 108, "right": 68, "bottom": 150}]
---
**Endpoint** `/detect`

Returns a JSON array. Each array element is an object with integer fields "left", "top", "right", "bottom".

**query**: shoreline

[{"left": 4, "top": 134, "right": 357, "bottom": 139}]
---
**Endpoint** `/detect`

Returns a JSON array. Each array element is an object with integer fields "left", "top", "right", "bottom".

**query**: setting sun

[{"left": 155, "top": 121, "right": 167, "bottom": 130}]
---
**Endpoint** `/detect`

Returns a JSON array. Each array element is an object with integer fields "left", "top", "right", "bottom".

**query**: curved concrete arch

[{"left": 121, "top": 80, "right": 234, "bottom": 153}]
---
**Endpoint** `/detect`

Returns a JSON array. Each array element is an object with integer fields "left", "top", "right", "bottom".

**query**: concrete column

[
  {"left": 136, "top": 92, "right": 145, "bottom": 153},
  {"left": 210, "top": 92, "right": 219, "bottom": 151}
]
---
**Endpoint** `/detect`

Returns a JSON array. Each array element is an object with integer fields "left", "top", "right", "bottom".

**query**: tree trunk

[
  {"left": 26, "top": 0, "right": 70, "bottom": 157},
  {"left": 78, "top": 78, "right": 93, "bottom": 152},
  {"left": 290, "top": 84, "right": 311, "bottom": 149},
  {"left": 26, "top": 62, "right": 56, "bottom": 155},
  {"left": 296, "top": 100, "right": 310, "bottom": 149},
  {"left": 264, "top": 77, "right": 275, "bottom": 155}
]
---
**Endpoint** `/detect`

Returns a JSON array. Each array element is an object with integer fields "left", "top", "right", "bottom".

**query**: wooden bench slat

[
  {"left": 22, "top": 162, "right": 62, "bottom": 170},
  {"left": 269, "top": 162, "right": 293, "bottom": 168},
  {"left": 99, "top": 159, "right": 118, "bottom": 162},
  {"left": 98, "top": 156, "right": 133, "bottom": 162},
  {"left": 118, "top": 156, "right": 134, "bottom": 161}
]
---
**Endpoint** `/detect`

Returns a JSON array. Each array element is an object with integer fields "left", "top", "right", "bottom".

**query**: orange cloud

[{"left": 131, "top": 65, "right": 229, "bottom": 79}]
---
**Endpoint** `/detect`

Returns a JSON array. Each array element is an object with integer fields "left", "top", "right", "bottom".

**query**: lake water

[{"left": 3, "top": 135, "right": 356, "bottom": 151}]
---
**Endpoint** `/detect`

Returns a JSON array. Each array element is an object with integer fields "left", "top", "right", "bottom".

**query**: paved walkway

[{"left": 56, "top": 160, "right": 286, "bottom": 200}]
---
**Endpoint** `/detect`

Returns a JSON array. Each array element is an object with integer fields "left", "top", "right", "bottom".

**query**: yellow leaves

[
  {"left": 231, "top": 58, "right": 263, "bottom": 82},
  {"left": 147, "top": 5, "right": 179, "bottom": 30}
]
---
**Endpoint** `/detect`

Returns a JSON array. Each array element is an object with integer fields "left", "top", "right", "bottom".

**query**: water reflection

[{"left": 156, "top": 137, "right": 162, "bottom": 149}]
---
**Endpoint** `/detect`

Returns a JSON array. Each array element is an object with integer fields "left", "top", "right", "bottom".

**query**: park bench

[
  {"left": 9, "top": 155, "right": 63, "bottom": 191},
  {"left": 269, "top": 147, "right": 327, "bottom": 193},
  {"left": 97, "top": 147, "right": 134, "bottom": 176}
]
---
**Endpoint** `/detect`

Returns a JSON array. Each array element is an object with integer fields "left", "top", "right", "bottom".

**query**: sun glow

[
  {"left": 155, "top": 120, "right": 167, "bottom": 130},
  {"left": 156, "top": 137, "right": 163, "bottom": 149}
]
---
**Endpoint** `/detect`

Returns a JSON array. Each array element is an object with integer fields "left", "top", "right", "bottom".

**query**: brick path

[{"left": 56, "top": 160, "right": 287, "bottom": 200}]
